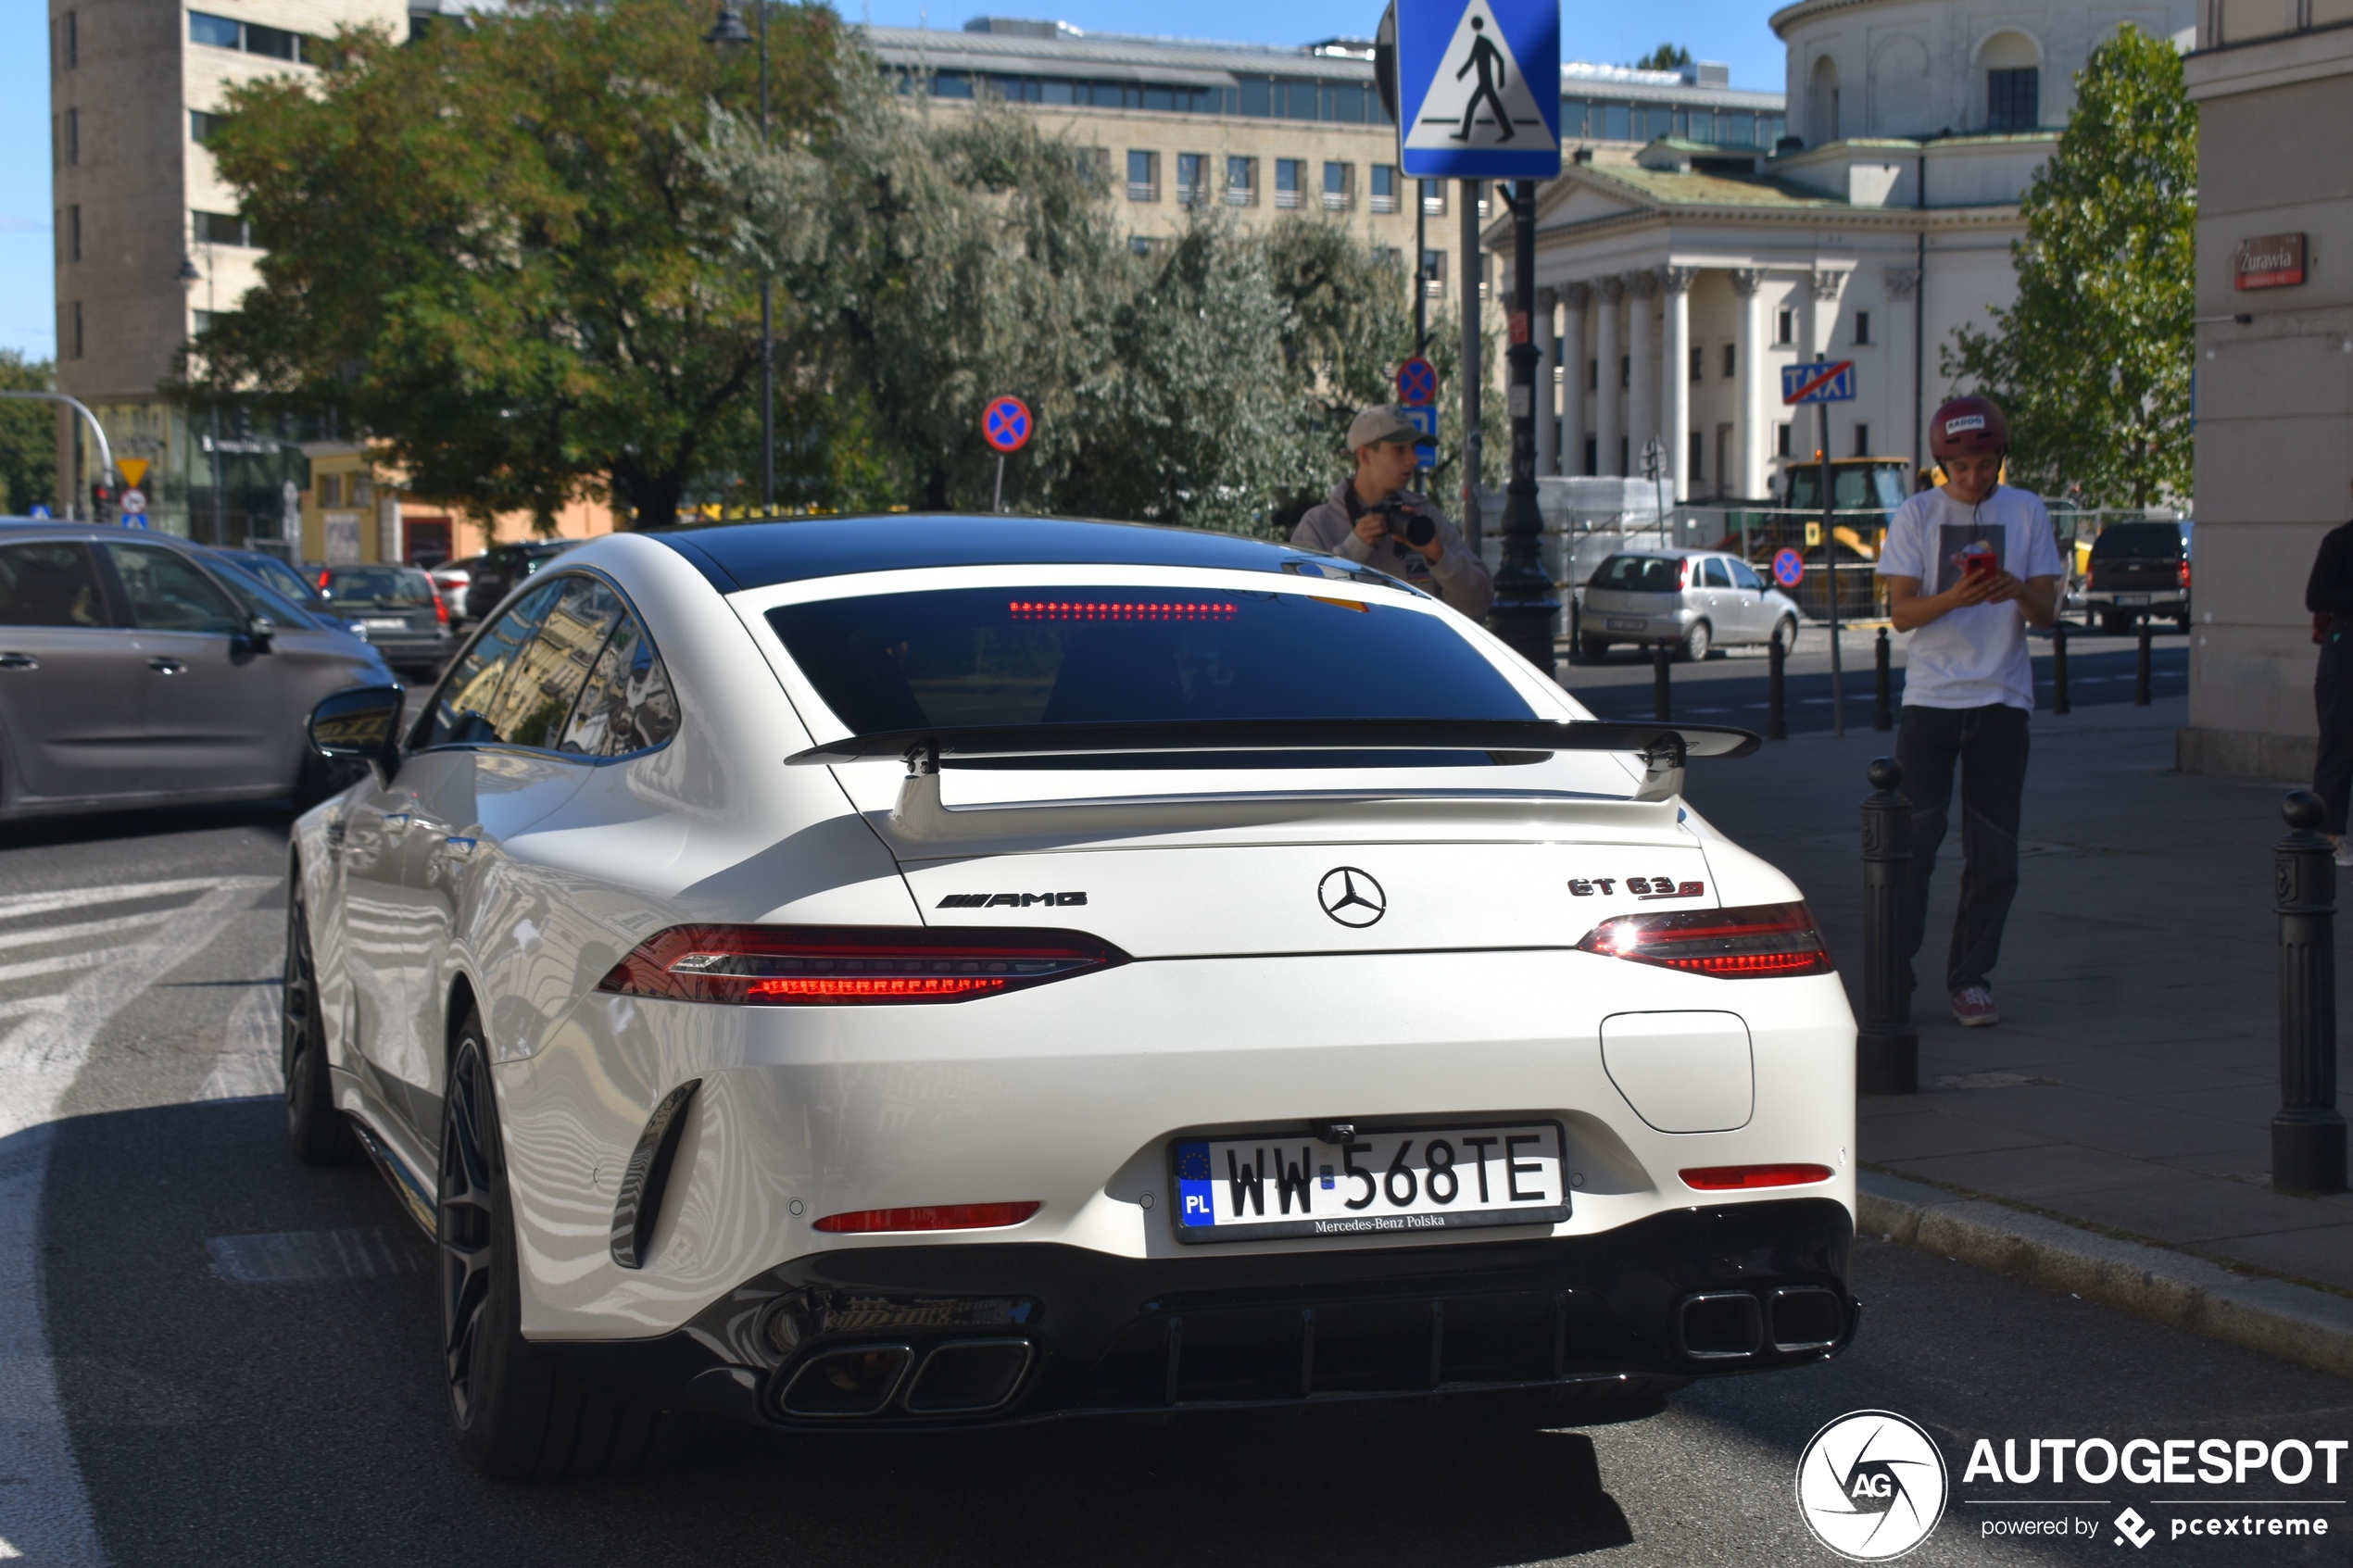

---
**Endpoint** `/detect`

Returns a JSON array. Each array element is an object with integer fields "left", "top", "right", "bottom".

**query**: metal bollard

[
  {"left": 2273, "top": 791, "right": 2347, "bottom": 1195},
  {"left": 1653, "top": 640, "right": 1671, "bottom": 721},
  {"left": 1859, "top": 759, "right": 1919, "bottom": 1095},
  {"left": 1871, "top": 627, "right": 1893, "bottom": 732},
  {"left": 2051, "top": 621, "right": 2071, "bottom": 716},
  {"left": 1767, "top": 627, "right": 1789, "bottom": 741},
  {"left": 2134, "top": 619, "right": 2153, "bottom": 706}
]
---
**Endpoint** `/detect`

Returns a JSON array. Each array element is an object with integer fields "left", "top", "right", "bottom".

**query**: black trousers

[
  {"left": 1894, "top": 703, "right": 2031, "bottom": 997},
  {"left": 2315, "top": 639, "right": 2353, "bottom": 836}
]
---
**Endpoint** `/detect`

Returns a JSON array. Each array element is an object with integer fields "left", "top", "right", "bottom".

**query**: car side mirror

[
  {"left": 238, "top": 613, "right": 276, "bottom": 652},
  {"left": 308, "top": 684, "right": 405, "bottom": 779}
]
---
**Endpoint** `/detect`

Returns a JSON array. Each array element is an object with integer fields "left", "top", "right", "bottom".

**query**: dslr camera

[{"left": 1369, "top": 495, "right": 1436, "bottom": 549}]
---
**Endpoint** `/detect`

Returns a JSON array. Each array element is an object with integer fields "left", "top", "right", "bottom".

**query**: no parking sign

[
  {"left": 1773, "top": 547, "right": 1806, "bottom": 588},
  {"left": 982, "top": 395, "right": 1032, "bottom": 454}
]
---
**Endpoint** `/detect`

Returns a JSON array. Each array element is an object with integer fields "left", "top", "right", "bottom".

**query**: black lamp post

[
  {"left": 708, "top": 1, "right": 774, "bottom": 514},
  {"left": 1488, "top": 179, "right": 1558, "bottom": 676}
]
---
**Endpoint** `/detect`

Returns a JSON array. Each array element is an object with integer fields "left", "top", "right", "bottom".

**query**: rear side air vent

[{"left": 609, "top": 1080, "right": 700, "bottom": 1269}]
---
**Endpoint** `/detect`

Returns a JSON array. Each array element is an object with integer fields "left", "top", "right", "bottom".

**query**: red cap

[{"left": 1930, "top": 395, "right": 2008, "bottom": 459}]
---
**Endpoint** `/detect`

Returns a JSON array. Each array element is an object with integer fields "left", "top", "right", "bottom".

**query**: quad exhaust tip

[{"left": 777, "top": 1339, "right": 1033, "bottom": 1419}]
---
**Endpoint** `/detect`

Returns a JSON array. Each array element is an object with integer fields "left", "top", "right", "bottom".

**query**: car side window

[
  {"left": 1727, "top": 558, "right": 1763, "bottom": 591},
  {"left": 560, "top": 609, "right": 679, "bottom": 757},
  {"left": 420, "top": 578, "right": 564, "bottom": 749},
  {"left": 1701, "top": 558, "right": 1730, "bottom": 589},
  {"left": 486, "top": 574, "right": 625, "bottom": 750},
  {"left": 103, "top": 543, "right": 244, "bottom": 633},
  {"left": 0, "top": 542, "right": 109, "bottom": 627}
]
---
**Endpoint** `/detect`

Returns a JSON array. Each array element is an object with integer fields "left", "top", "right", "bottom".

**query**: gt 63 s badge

[
  {"left": 1796, "top": 1410, "right": 1950, "bottom": 1561},
  {"left": 1569, "top": 877, "right": 1703, "bottom": 900}
]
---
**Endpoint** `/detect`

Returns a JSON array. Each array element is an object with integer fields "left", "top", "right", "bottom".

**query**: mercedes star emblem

[{"left": 1317, "top": 867, "right": 1386, "bottom": 928}]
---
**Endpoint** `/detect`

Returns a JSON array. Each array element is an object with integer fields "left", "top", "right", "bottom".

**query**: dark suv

[
  {"left": 463, "top": 539, "right": 582, "bottom": 622},
  {"left": 2084, "top": 521, "right": 2191, "bottom": 633}
]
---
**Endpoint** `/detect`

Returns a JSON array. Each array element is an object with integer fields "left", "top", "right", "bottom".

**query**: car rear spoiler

[{"left": 785, "top": 719, "right": 1761, "bottom": 771}]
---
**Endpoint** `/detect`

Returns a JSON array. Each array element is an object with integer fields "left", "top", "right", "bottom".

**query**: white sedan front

[{"left": 285, "top": 515, "right": 1858, "bottom": 1478}]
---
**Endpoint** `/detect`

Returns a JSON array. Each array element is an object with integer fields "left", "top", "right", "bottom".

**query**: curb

[{"left": 1856, "top": 1171, "right": 2353, "bottom": 1382}]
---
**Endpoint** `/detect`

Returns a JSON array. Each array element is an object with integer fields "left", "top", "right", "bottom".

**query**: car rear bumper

[
  {"left": 547, "top": 1198, "right": 1856, "bottom": 1429},
  {"left": 2082, "top": 589, "right": 2186, "bottom": 607}
]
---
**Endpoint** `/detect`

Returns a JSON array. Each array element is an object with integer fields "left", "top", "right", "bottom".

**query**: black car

[
  {"left": 318, "top": 564, "right": 453, "bottom": 675},
  {"left": 2083, "top": 520, "right": 2192, "bottom": 633},
  {"left": 462, "top": 539, "right": 582, "bottom": 622}
]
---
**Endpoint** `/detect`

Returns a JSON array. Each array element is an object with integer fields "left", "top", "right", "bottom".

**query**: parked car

[
  {"left": 289, "top": 517, "right": 1854, "bottom": 1475},
  {"left": 2082, "top": 520, "right": 2192, "bottom": 633},
  {"left": 317, "top": 564, "right": 453, "bottom": 676},
  {"left": 462, "top": 539, "right": 582, "bottom": 623},
  {"left": 430, "top": 554, "right": 486, "bottom": 628},
  {"left": 204, "top": 546, "right": 342, "bottom": 629},
  {"left": 0, "top": 524, "right": 393, "bottom": 817},
  {"left": 1579, "top": 548, "right": 1805, "bottom": 662}
]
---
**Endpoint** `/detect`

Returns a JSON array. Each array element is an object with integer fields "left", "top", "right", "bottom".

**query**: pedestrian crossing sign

[{"left": 1396, "top": 0, "right": 1560, "bottom": 180}]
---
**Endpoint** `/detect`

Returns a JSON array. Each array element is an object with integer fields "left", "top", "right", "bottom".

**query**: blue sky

[{"left": 0, "top": 2, "right": 1790, "bottom": 361}]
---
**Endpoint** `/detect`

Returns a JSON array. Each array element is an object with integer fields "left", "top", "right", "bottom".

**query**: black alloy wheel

[
  {"left": 438, "top": 1016, "right": 685, "bottom": 1477},
  {"left": 282, "top": 884, "right": 355, "bottom": 1165}
]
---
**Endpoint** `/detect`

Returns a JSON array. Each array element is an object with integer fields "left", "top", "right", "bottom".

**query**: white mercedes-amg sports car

[{"left": 288, "top": 516, "right": 1857, "bottom": 1477}]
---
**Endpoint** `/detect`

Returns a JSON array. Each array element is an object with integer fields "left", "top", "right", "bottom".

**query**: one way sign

[{"left": 1396, "top": 0, "right": 1560, "bottom": 180}]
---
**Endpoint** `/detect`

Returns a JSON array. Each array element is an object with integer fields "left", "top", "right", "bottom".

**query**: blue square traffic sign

[{"left": 1780, "top": 361, "right": 1856, "bottom": 405}]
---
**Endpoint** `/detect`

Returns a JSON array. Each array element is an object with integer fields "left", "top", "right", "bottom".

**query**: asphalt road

[
  {"left": 1562, "top": 625, "right": 2190, "bottom": 734},
  {"left": 4, "top": 803, "right": 2347, "bottom": 1567}
]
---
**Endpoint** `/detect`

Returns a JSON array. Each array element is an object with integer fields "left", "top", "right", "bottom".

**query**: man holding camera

[
  {"left": 1877, "top": 395, "right": 2063, "bottom": 1029},
  {"left": 1290, "top": 406, "right": 1494, "bottom": 619}
]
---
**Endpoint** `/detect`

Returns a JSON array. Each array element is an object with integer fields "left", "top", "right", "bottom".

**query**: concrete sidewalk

[{"left": 1680, "top": 696, "right": 2353, "bottom": 1308}]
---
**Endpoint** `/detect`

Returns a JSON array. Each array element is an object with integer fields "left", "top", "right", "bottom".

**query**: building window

[
  {"left": 188, "top": 12, "right": 316, "bottom": 64},
  {"left": 65, "top": 108, "right": 78, "bottom": 167},
  {"left": 1322, "top": 160, "right": 1353, "bottom": 211},
  {"left": 1689, "top": 430, "right": 1704, "bottom": 480},
  {"left": 190, "top": 110, "right": 229, "bottom": 145},
  {"left": 1226, "top": 156, "right": 1255, "bottom": 207},
  {"left": 1776, "top": 423, "right": 1793, "bottom": 458},
  {"left": 64, "top": 10, "right": 77, "bottom": 69},
  {"left": 1369, "top": 164, "right": 1398, "bottom": 214},
  {"left": 67, "top": 206, "right": 80, "bottom": 262},
  {"left": 1604, "top": 104, "right": 1630, "bottom": 141},
  {"left": 193, "top": 210, "right": 252, "bottom": 246},
  {"left": 1126, "top": 149, "right": 1157, "bottom": 202},
  {"left": 1589, "top": 358, "right": 1599, "bottom": 392},
  {"left": 1419, "top": 249, "right": 1446, "bottom": 299},
  {"left": 1987, "top": 68, "right": 2038, "bottom": 132},
  {"left": 1583, "top": 436, "right": 1598, "bottom": 476},
  {"left": 1176, "top": 153, "right": 1204, "bottom": 207},
  {"left": 1619, "top": 354, "right": 1629, "bottom": 388},
  {"left": 189, "top": 11, "right": 241, "bottom": 49},
  {"left": 1689, "top": 345, "right": 1704, "bottom": 383},
  {"left": 71, "top": 301, "right": 83, "bottom": 360},
  {"left": 1274, "top": 158, "right": 1302, "bottom": 209},
  {"left": 1854, "top": 423, "right": 1871, "bottom": 457},
  {"left": 1420, "top": 179, "right": 1446, "bottom": 216},
  {"left": 1128, "top": 235, "right": 1155, "bottom": 256},
  {"left": 1372, "top": 245, "right": 1402, "bottom": 270},
  {"left": 1853, "top": 310, "right": 1871, "bottom": 345},
  {"left": 1776, "top": 308, "right": 1794, "bottom": 345},
  {"left": 1477, "top": 254, "right": 1491, "bottom": 301},
  {"left": 321, "top": 474, "right": 343, "bottom": 508},
  {"left": 1722, "top": 344, "right": 1736, "bottom": 379}
]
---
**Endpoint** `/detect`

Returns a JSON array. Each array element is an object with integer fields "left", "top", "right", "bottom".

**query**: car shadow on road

[{"left": 41, "top": 1098, "right": 1637, "bottom": 1568}]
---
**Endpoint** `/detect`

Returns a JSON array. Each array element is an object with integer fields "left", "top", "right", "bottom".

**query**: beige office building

[{"left": 2178, "top": 6, "right": 2353, "bottom": 777}]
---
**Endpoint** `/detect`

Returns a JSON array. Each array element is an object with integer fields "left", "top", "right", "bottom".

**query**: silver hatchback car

[
  {"left": 1579, "top": 548, "right": 1804, "bottom": 663},
  {"left": 0, "top": 523, "right": 395, "bottom": 817}
]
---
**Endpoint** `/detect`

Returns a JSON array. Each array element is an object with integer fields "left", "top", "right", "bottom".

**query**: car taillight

[
  {"left": 1575, "top": 901, "right": 1832, "bottom": 979},
  {"left": 596, "top": 925, "right": 1127, "bottom": 1006},
  {"left": 1680, "top": 558, "right": 1693, "bottom": 589},
  {"left": 1680, "top": 1163, "right": 1834, "bottom": 1191},
  {"left": 813, "top": 1202, "right": 1040, "bottom": 1234},
  {"left": 433, "top": 588, "right": 449, "bottom": 626},
  {"left": 318, "top": 569, "right": 332, "bottom": 591},
  {"left": 2179, "top": 560, "right": 2191, "bottom": 589}
]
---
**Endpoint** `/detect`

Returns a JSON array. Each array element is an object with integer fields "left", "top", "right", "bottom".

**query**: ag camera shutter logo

[{"left": 1795, "top": 1410, "right": 1950, "bottom": 1561}]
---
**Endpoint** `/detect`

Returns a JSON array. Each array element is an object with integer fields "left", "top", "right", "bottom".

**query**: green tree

[
  {"left": 1634, "top": 44, "right": 1692, "bottom": 71},
  {"left": 190, "top": 0, "right": 843, "bottom": 529},
  {"left": 0, "top": 353, "right": 57, "bottom": 515},
  {"left": 1944, "top": 24, "right": 2194, "bottom": 508}
]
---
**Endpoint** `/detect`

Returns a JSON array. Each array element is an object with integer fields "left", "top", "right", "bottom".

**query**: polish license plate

[
  {"left": 1605, "top": 618, "right": 1646, "bottom": 632},
  {"left": 2112, "top": 595, "right": 2148, "bottom": 606},
  {"left": 362, "top": 618, "right": 411, "bottom": 629},
  {"left": 1170, "top": 1122, "right": 1569, "bottom": 1245}
]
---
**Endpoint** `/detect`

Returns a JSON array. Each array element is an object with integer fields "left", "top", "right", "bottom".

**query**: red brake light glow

[
  {"left": 596, "top": 925, "right": 1126, "bottom": 1007},
  {"left": 2179, "top": 560, "right": 2192, "bottom": 589},
  {"left": 1009, "top": 600, "right": 1236, "bottom": 621},
  {"left": 812, "top": 1201, "right": 1041, "bottom": 1234},
  {"left": 1680, "top": 1163, "right": 1834, "bottom": 1191},
  {"left": 1576, "top": 901, "right": 1832, "bottom": 979}
]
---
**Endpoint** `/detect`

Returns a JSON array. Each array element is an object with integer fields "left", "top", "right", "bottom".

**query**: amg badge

[
  {"left": 936, "top": 892, "right": 1088, "bottom": 909},
  {"left": 1569, "top": 877, "right": 1705, "bottom": 901}
]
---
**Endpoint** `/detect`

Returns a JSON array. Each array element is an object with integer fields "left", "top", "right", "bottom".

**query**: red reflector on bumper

[
  {"left": 1679, "top": 1163, "right": 1834, "bottom": 1191},
  {"left": 812, "top": 1201, "right": 1041, "bottom": 1234}
]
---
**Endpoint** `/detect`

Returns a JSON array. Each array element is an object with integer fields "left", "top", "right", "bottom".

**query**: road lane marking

[
  {"left": 0, "top": 909, "right": 175, "bottom": 953},
  {"left": 0, "top": 874, "right": 273, "bottom": 1566},
  {"left": 0, "top": 950, "right": 125, "bottom": 987}
]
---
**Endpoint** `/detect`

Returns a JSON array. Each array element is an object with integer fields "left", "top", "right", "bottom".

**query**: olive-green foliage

[
  {"left": 1944, "top": 25, "right": 2195, "bottom": 508},
  {"left": 1634, "top": 44, "right": 1692, "bottom": 71},
  {"left": 0, "top": 353, "right": 57, "bottom": 515}
]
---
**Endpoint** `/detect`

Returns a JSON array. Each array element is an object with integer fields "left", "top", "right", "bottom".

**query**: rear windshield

[
  {"left": 321, "top": 566, "right": 433, "bottom": 608},
  {"left": 768, "top": 587, "right": 1535, "bottom": 735},
  {"left": 1785, "top": 465, "right": 1910, "bottom": 513},
  {"left": 1589, "top": 555, "right": 1681, "bottom": 592},
  {"left": 2090, "top": 523, "right": 2184, "bottom": 559},
  {"left": 223, "top": 553, "right": 318, "bottom": 604}
]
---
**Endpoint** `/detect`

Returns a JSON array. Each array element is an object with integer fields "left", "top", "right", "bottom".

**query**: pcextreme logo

[{"left": 1796, "top": 1410, "right": 1951, "bottom": 1561}]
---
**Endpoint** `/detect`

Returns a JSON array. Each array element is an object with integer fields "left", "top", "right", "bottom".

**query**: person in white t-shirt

[{"left": 1875, "top": 396, "right": 2064, "bottom": 1028}]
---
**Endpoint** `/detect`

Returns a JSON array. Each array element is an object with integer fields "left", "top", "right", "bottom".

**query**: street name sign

[
  {"left": 1780, "top": 361, "right": 1856, "bottom": 405},
  {"left": 1395, "top": 0, "right": 1560, "bottom": 180}
]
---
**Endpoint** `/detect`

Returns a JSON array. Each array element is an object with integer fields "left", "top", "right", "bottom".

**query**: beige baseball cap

[{"left": 1347, "top": 405, "right": 1422, "bottom": 450}]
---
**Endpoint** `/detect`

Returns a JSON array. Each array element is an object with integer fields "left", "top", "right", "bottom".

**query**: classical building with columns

[{"left": 1503, "top": 0, "right": 2196, "bottom": 505}]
